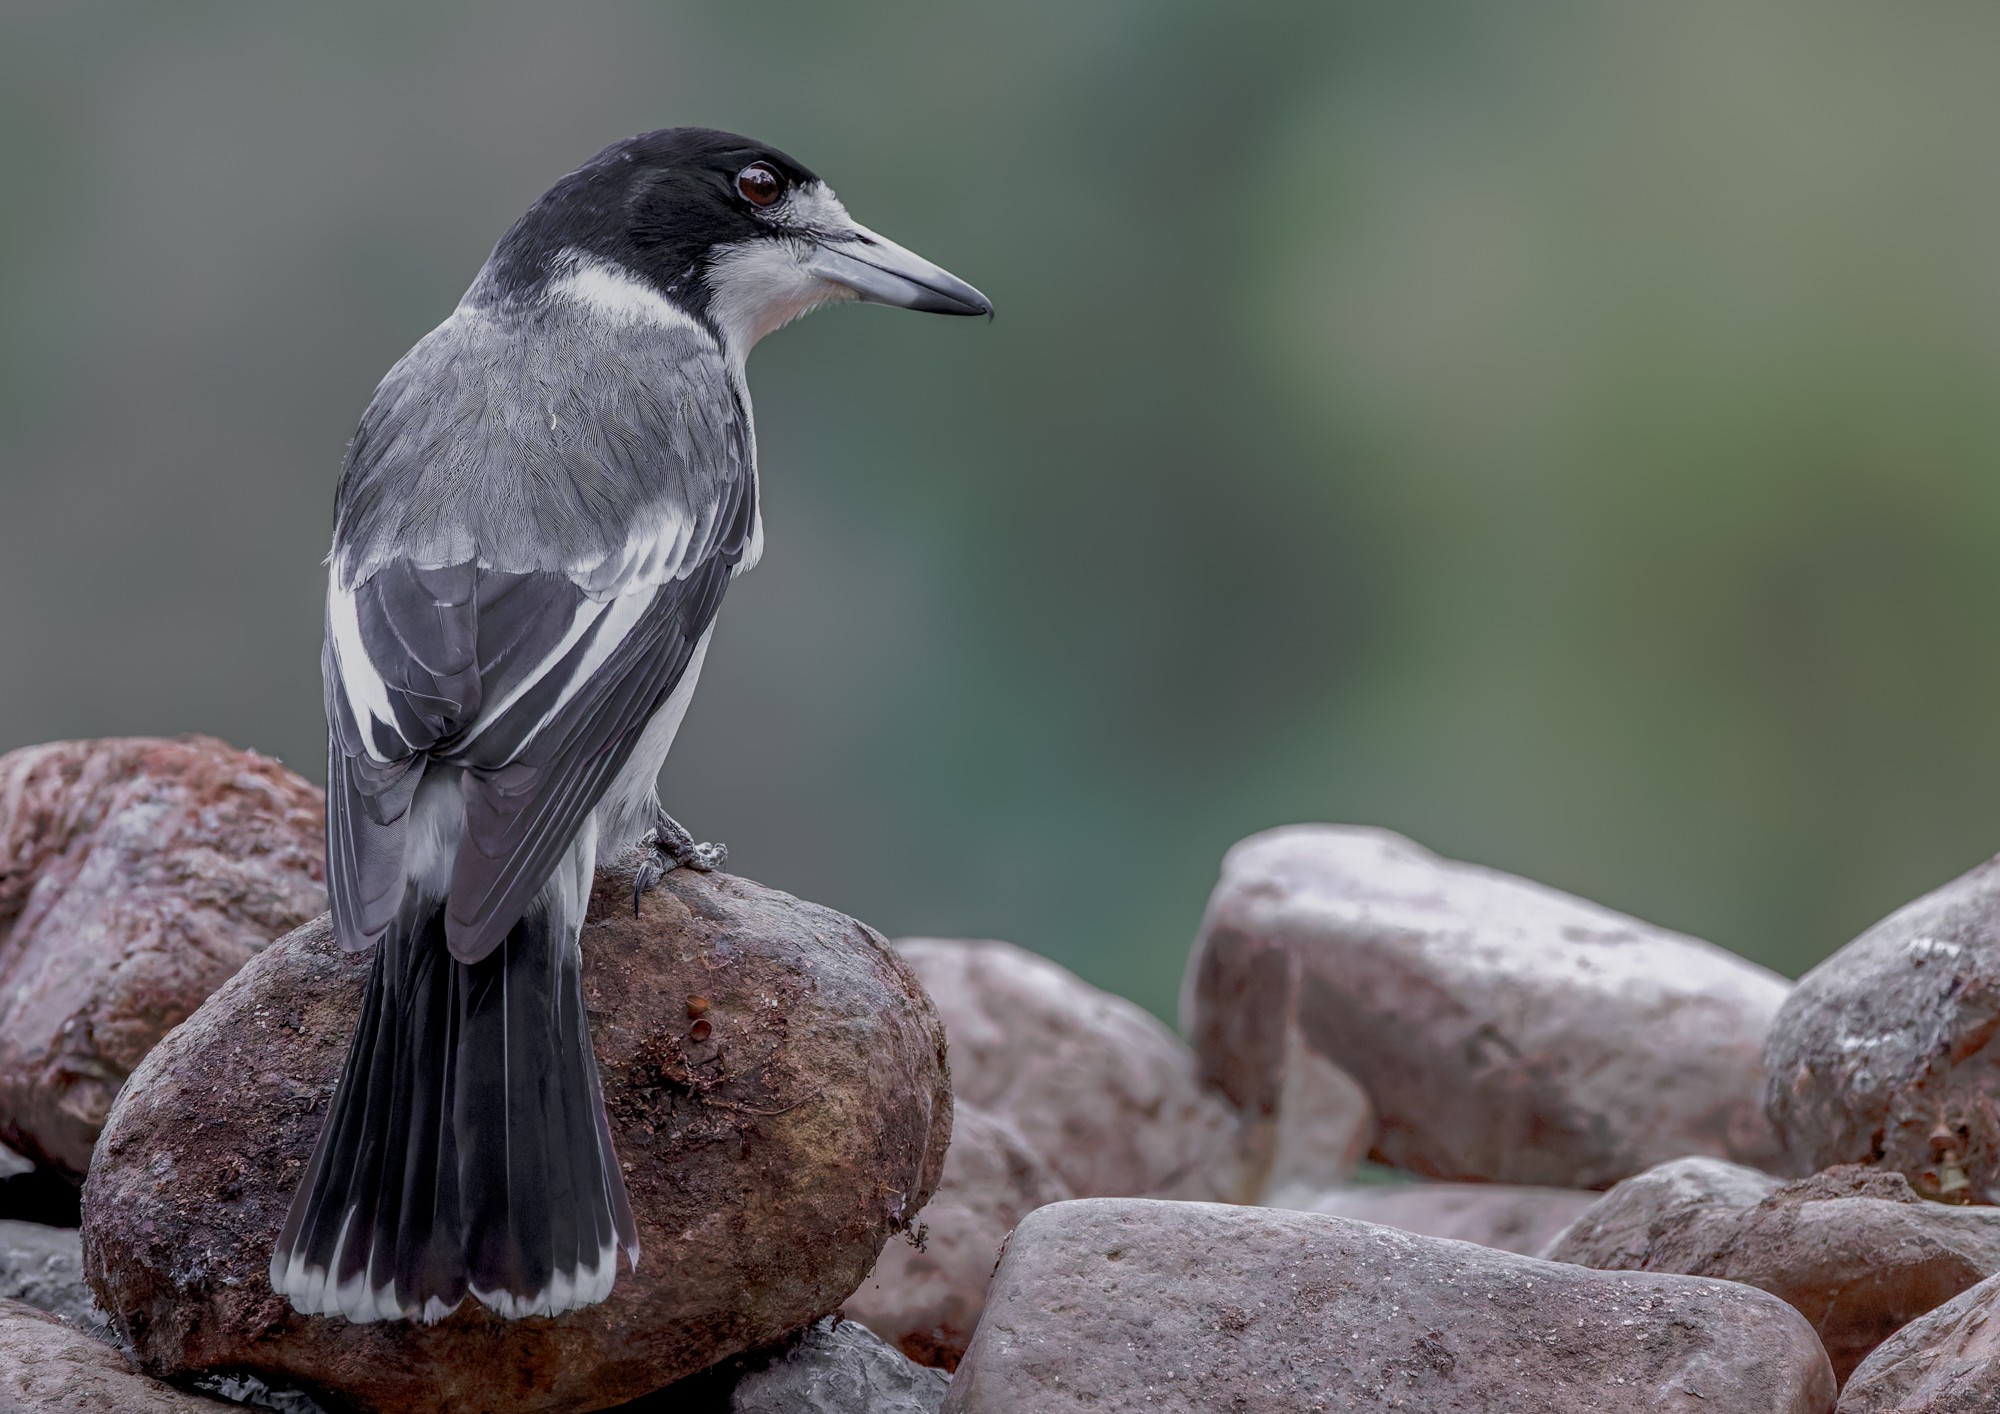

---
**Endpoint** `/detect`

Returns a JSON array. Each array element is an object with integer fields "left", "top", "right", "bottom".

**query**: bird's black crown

[{"left": 480, "top": 127, "right": 821, "bottom": 306}]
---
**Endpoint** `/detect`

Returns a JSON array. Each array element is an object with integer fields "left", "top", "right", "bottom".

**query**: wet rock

[
  {"left": 1543, "top": 1158, "right": 2000, "bottom": 1383},
  {"left": 81, "top": 861, "right": 952, "bottom": 1414},
  {"left": 1288, "top": 1179, "right": 1598, "bottom": 1255},
  {"left": 618, "top": 1318, "right": 951, "bottom": 1413},
  {"left": 896, "top": 938, "right": 1247, "bottom": 1200},
  {"left": 1185, "top": 826, "right": 1790, "bottom": 1188},
  {"left": 0, "top": 736, "right": 326, "bottom": 1177},
  {"left": 1836, "top": 1270, "right": 2000, "bottom": 1412},
  {"left": 843, "top": 1107, "right": 1069, "bottom": 1369},
  {"left": 943, "top": 1198, "right": 1836, "bottom": 1413},
  {"left": 0, "top": 1297, "right": 231, "bottom": 1411},
  {"left": 0, "top": 1218, "right": 107, "bottom": 1336},
  {"left": 1766, "top": 854, "right": 2000, "bottom": 1204}
]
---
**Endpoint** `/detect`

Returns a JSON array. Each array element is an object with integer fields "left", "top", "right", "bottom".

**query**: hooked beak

[{"left": 806, "top": 224, "right": 993, "bottom": 318}]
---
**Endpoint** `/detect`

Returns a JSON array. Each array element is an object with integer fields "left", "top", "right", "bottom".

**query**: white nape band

[{"left": 550, "top": 252, "right": 709, "bottom": 337}]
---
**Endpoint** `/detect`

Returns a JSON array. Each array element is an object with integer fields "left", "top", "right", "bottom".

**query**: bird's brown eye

[{"left": 736, "top": 162, "right": 784, "bottom": 207}]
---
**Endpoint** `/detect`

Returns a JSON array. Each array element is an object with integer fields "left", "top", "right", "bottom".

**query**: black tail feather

[{"left": 271, "top": 902, "right": 637, "bottom": 1322}]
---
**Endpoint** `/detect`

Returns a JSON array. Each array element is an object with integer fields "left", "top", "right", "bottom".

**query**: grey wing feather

[{"left": 322, "top": 306, "right": 754, "bottom": 958}]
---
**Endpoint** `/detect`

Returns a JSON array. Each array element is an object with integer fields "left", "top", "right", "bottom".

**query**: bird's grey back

[{"left": 331, "top": 295, "right": 751, "bottom": 590}]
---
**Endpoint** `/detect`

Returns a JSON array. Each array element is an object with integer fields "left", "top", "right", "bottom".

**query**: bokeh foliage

[{"left": 5, "top": 2, "right": 2000, "bottom": 1019}]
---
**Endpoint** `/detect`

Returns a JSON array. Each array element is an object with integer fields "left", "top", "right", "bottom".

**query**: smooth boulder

[
  {"left": 1767, "top": 854, "right": 2000, "bottom": 1203},
  {"left": 843, "top": 1106, "right": 1070, "bottom": 1369},
  {"left": 1544, "top": 1158, "right": 2000, "bottom": 1383},
  {"left": 1290, "top": 1180, "right": 1597, "bottom": 1255},
  {"left": 896, "top": 938, "right": 1246, "bottom": 1200},
  {"left": 0, "top": 736, "right": 326, "bottom": 1176},
  {"left": 1837, "top": 1270, "right": 2000, "bottom": 1412},
  {"left": 81, "top": 861, "right": 952, "bottom": 1414},
  {"left": 943, "top": 1198, "right": 1835, "bottom": 1413},
  {"left": 1185, "top": 826, "right": 1790, "bottom": 1188}
]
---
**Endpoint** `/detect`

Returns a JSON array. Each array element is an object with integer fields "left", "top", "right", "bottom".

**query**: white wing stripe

[
  {"left": 328, "top": 579, "right": 399, "bottom": 760},
  {"left": 453, "top": 593, "right": 602, "bottom": 751}
]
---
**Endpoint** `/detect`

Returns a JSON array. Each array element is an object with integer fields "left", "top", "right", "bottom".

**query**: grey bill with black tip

[{"left": 806, "top": 227, "right": 993, "bottom": 316}]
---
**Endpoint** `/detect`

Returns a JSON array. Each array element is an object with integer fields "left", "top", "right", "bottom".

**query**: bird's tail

[{"left": 270, "top": 900, "right": 638, "bottom": 1322}]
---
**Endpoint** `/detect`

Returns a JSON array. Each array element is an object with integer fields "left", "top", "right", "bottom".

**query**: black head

[{"left": 475, "top": 127, "right": 990, "bottom": 347}]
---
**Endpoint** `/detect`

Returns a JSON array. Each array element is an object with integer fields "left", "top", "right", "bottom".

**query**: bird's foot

[{"left": 633, "top": 810, "right": 727, "bottom": 914}]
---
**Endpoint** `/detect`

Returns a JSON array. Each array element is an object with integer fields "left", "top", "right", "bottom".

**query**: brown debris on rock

[
  {"left": 1290, "top": 1179, "right": 1598, "bottom": 1255},
  {"left": 842, "top": 1106, "right": 1071, "bottom": 1370},
  {"left": 1543, "top": 1158, "right": 2000, "bottom": 1384},
  {"left": 1766, "top": 853, "right": 2000, "bottom": 1205},
  {"left": 80, "top": 860, "right": 952, "bottom": 1414},
  {"left": 943, "top": 1198, "right": 1837, "bottom": 1414},
  {"left": 1836, "top": 1268, "right": 2000, "bottom": 1412},
  {"left": 1185, "top": 825, "right": 1791, "bottom": 1189},
  {"left": 896, "top": 937, "right": 1248, "bottom": 1200},
  {"left": 0, "top": 736, "right": 326, "bottom": 1178}
]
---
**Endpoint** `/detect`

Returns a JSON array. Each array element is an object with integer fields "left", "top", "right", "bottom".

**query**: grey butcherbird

[{"left": 270, "top": 128, "right": 990, "bottom": 1324}]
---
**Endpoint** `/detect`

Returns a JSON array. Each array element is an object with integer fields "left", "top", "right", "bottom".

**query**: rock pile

[
  {"left": 1286, "top": 1178, "right": 1597, "bottom": 1255},
  {"left": 1766, "top": 854, "right": 2000, "bottom": 1204},
  {"left": 944, "top": 1198, "right": 1836, "bottom": 1412},
  {"left": 1185, "top": 825, "right": 1790, "bottom": 1188},
  {"left": 841, "top": 937, "right": 1271, "bottom": 1368},
  {"left": 0, "top": 737, "right": 327, "bottom": 1177},
  {"left": 11, "top": 730, "right": 2000, "bottom": 1412},
  {"left": 79, "top": 859, "right": 951, "bottom": 1414},
  {"left": 1543, "top": 1157, "right": 2000, "bottom": 1382}
]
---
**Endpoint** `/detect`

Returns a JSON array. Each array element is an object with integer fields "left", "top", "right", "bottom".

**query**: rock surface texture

[
  {"left": 896, "top": 937, "right": 1245, "bottom": 1200},
  {"left": 0, "top": 1217, "right": 106, "bottom": 1336},
  {"left": 1544, "top": 1158, "right": 2000, "bottom": 1383},
  {"left": 1185, "top": 825, "right": 1791, "bottom": 1188},
  {"left": 944, "top": 1198, "right": 1835, "bottom": 1413},
  {"left": 0, "top": 736, "right": 326, "bottom": 1177},
  {"left": 1767, "top": 854, "right": 2000, "bottom": 1204},
  {"left": 1292, "top": 1180, "right": 1597, "bottom": 1255},
  {"left": 843, "top": 1106, "right": 1070, "bottom": 1369},
  {"left": 81, "top": 861, "right": 952, "bottom": 1414},
  {"left": 0, "top": 1297, "right": 230, "bottom": 1412},
  {"left": 620, "top": 1317, "right": 952, "bottom": 1413},
  {"left": 1836, "top": 1270, "right": 2000, "bottom": 1412}
]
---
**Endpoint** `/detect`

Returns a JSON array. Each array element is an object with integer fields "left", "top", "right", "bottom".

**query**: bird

[{"left": 268, "top": 127, "right": 991, "bottom": 1324}]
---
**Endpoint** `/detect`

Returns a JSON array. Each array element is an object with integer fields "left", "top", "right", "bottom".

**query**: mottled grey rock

[
  {"left": 1837, "top": 1269, "right": 2000, "bottom": 1412},
  {"left": 730, "top": 1319, "right": 951, "bottom": 1414},
  {"left": 1185, "top": 826, "right": 1791, "bottom": 1188},
  {"left": 0, "top": 736, "right": 327, "bottom": 1177},
  {"left": 945, "top": 1198, "right": 1835, "bottom": 1413},
  {"left": 1287, "top": 1179, "right": 1597, "bottom": 1255},
  {"left": 0, "top": 1218, "right": 107, "bottom": 1336},
  {"left": 1545, "top": 1158, "right": 2000, "bottom": 1385},
  {"left": 897, "top": 938, "right": 1248, "bottom": 1200},
  {"left": 617, "top": 1318, "right": 950, "bottom": 1413},
  {"left": 843, "top": 1107, "right": 1068, "bottom": 1369},
  {"left": 0, "top": 1297, "right": 231, "bottom": 1411},
  {"left": 82, "top": 862, "right": 952, "bottom": 1414},
  {"left": 1767, "top": 854, "right": 2000, "bottom": 1204}
]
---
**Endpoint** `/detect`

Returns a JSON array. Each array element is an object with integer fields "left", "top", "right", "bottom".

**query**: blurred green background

[{"left": 5, "top": 2, "right": 2000, "bottom": 1022}]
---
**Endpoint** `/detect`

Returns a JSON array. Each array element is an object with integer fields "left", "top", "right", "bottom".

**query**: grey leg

[{"left": 632, "top": 804, "right": 728, "bottom": 913}]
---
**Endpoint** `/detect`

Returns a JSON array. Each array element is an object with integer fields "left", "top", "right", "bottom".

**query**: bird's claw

[{"left": 633, "top": 809, "right": 727, "bottom": 915}]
